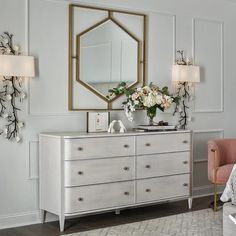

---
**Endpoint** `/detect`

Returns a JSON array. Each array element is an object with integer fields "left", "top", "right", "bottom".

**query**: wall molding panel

[
  {"left": 192, "top": 129, "right": 224, "bottom": 162},
  {"left": 192, "top": 18, "right": 224, "bottom": 113},
  {"left": 193, "top": 184, "right": 224, "bottom": 198},
  {"left": 192, "top": 129, "right": 224, "bottom": 191},
  {"left": 28, "top": 140, "right": 39, "bottom": 180}
]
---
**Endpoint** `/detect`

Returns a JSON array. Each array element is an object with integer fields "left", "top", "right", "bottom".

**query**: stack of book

[{"left": 136, "top": 125, "right": 177, "bottom": 132}]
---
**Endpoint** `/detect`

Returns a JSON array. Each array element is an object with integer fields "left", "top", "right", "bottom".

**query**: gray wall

[{"left": 0, "top": 0, "right": 235, "bottom": 229}]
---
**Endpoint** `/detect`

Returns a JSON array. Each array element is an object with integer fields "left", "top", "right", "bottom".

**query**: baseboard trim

[
  {"left": 0, "top": 185, "right": 226, "bottom": 230},
  {"left": 0, "top": 210, "right": 58, "bottom": 230}
]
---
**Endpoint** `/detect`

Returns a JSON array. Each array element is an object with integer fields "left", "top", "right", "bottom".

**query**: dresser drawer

[
  {"left": 65, "top": 156, "right": 135, "bottom": 186},
  {"left": 136, "top": 174, "right": 190, "bottom": 203},
  {"left": 136, "top": 133, "right": 190, "bottom": 155},
  {"left": 64, "top": 181, "right": 135, "bottom": 213},
  {"left": 137, "top": 152, "right": 190, "bottom": 179},
  {"left": 64, "top": 136, "right": 135, "bottom": 160}
]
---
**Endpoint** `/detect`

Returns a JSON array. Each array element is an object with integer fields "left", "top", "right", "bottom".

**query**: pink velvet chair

[{"left": 208, "top": 139, "right": 236, "bottom": 211}]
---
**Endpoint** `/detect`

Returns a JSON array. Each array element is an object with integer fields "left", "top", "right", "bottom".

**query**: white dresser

[{"left": 39, "top": 130, "right": 192, "bottom": 231}]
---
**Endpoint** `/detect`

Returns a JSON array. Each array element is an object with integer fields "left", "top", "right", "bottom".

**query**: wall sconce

[
  {"left": 0, "top": 32, "right": 35, "bottom": 142},
  {"left": 0, "top": 55, "right": 35, "bottom": 77},
  {"left": 172, "top": 50, "right": 200, "bottom": 129}
]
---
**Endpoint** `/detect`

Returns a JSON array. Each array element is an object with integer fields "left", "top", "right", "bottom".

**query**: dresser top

[{"left": 40, "top": 130, "right": 191, "bottom": 139}]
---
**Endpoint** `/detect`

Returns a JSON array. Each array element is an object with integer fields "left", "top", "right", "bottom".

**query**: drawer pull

[
  {"left": 77, "top": 171, "right": 83, "bottom": 175},
  {"left": 77, "top": 147, "right": 83, "bottom": 151},
  {"left": 183, "top": 140, "right": 188, "bottom": 144},
  {"left": 124, "top": 144, "right": 129, "bottom": 148},
  {"left": 78, "top": 197, "right": 84, "bottom": 201},
  {"left": 124, "top": 191, "right": 130, "bottom": 195},
  {"left": 145, "top": 143, "right": 151, "bottom": 147},
  {"left": 123, "top": 167, "right": 129, "bottom": 171},
  {"left": 183, "top": 161, "right": 188, "bottom": 164},
  {"left": 146, "top": 188, "right": 151, "bottom": 192},
  {"left": 145, "top": 165, "right": 151, "bottom": 169},
  {"left": 183, "top": 183, "right": 188, "bottom": 187}
]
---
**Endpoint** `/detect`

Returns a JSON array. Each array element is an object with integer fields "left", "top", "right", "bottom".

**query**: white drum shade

[
  {"left": 172, "top": 65, "right": 200, "bottom": 83},
  {"left": 0, "top": 55, "right": 35, "bottom": 77}
]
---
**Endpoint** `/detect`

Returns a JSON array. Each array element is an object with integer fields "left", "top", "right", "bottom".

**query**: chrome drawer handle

[
  {"left": 77, "top": 171, "right": 83, "bottom": 175},
  {"left": 183, "top": 140, "right": 188, "bottom": 144},
  {"left": 123, "top": 167, "right": 129, "bottom": 171},
  {"left": 124, "top": 192, "right": 130, "bottom": 195},
  {"left": 183, "top": 183, "right": 188, "bottom": 187},
  {"left": 124, "top": 144, "right": 129, "bottom": 148},
  {"left": 146, "top": 188, "right": 151, "bottom": 192},
  {"left": 77, "top": 147, "right": 83, "bottom": 151},
  {"left": 145, "top": 143, "right": 151, "bottom": 147},
  {"left": 78, "top": 197, "right": 84, "bottom": 201},
  {"left": 183, "top": 161, "right": 188, "bottom": 164},
  {"left": 145, "top": 165, "right": 151, "bottom": 169}
]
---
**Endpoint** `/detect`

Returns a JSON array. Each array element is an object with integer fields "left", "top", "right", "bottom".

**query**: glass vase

[{"left": 147, "top": 107, "right": 157, "bottom": 126}]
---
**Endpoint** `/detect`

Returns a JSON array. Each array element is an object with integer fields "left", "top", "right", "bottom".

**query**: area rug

[{"left": 65, "top": 208, "right": 222, "bottom": 236}]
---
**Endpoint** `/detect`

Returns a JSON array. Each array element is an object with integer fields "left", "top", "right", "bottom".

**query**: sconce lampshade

[
  {"left": 172, "top": 65, "right": 200, "bottom": 83},
  {"left": 0, "top": 55, "right": 35, "bottom": 77}
]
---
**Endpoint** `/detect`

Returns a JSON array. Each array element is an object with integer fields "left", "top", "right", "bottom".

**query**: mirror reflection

[{"left": 78, "top": 19, "right": 139, "bottom": 99}]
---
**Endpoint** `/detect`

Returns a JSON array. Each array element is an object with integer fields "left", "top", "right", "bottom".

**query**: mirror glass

[{"left": 78, "top": 19, "right": 139, "bottom": 99}]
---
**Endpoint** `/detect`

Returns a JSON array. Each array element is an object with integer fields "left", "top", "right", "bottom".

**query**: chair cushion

[{"left": 215, "top": 164, "right": 234, "bottom": 184}]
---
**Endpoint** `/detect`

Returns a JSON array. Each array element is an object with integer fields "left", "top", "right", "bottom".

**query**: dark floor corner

[{"left": 0, "top": 195, "right": 218, "bottom": 236}]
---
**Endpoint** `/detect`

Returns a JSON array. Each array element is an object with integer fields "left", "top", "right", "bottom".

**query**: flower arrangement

[{"left": 108, "top": 82, "right": 179, "bottom": 124}]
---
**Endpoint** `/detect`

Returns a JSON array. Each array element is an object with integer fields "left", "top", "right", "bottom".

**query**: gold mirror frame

[{"left": 68, "top": 4, "right": 147, "bottom": 111}]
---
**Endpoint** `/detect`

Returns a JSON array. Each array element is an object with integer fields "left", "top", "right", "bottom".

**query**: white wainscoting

[{"left": 192, "top": 18, "right": 224, "bottom": 113}]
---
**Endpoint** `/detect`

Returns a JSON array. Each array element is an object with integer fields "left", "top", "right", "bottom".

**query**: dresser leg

[
  {"left": 59, "top": 215, "right": 65, "bottom": 232},
  {"left": 115, "top": 209, "right": 120, "bottom": 215},
  {"left": 188, "top": 197, "right": 193, "bottom": 209},
  {"left": 40, "top": 210, "right": 46, "bottom": 224}
]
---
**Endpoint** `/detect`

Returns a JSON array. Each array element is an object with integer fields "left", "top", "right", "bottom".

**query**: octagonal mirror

[
  {"left": 69, "top": 4, "right": 146, "bottom": 110},
  {"left": 77, "top": 19, "right": 139, "bottom": 101}
]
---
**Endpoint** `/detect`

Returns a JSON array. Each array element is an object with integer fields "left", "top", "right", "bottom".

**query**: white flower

[
  {"left": 6, "top": 94, "right": 12, "bottom": 100},
  {"left": 124, "top": 106, "right": 133, "bottom": 122},
  {"left": 2, "top": 113, "right": 8, "bottom": 119},
  {"left": 18, "top": 122, "right": 25, "bottom": 128},
  {"left": 3, "top": 127, "right": 8, "bottom": 134},
  {"left": 6, "top": 48, "right": 11, "bottom": 54},
  {"left": 15, "top": 135, "right": 22, "bottom": 143},
  {"left": 142, "top": 93, "right": 156, "bottom": 108},
  {"left": 13, "top": 45, "right": 20, "bottom": 52},
  {"left": 156, "top": 94, "right": 163, "bottom": 105},
  {"left": 20, "top": 92, "right": 26, "bottom": 99}
]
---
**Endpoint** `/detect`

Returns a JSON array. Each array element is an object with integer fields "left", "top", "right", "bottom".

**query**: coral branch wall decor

[
  {"left": 172, "top": 50, "right": 200, "bottom": 129},
  {"left": 0, "top": 32, "right": 29, "bottom": 142}
]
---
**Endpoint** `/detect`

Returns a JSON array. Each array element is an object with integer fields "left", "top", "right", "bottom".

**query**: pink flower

[
  {"left": 131, "top": 92, "right": 139, "bottom": 101},
  {"left": 161, "top": 95, "right": 173, "bottom": 109}
]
